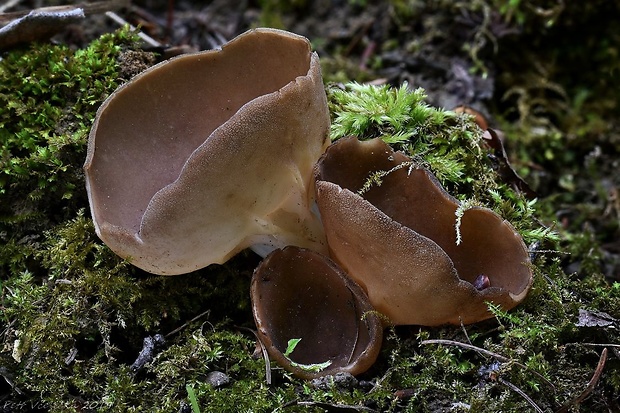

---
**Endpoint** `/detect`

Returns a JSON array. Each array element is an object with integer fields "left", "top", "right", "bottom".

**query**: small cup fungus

[
  {"left": 251, "top": 246, "right": 383, "bottom": 379},
  {"left": 314, "top": 137, "right": 533, "bottom": 326},
  {"left": 84, "top": 28, "right": 330, "bottom": 275}
]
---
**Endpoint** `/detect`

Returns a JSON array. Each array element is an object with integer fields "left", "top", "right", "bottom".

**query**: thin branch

[
  {"left": 421, "top": 338, "right": 510, "bottom": 361},
  {"left": 555, "top": 348, "right": 608, "bottom": 413},
  {"left": 420, "top": 339, "right": 555, "bottom": 391},
  {"left": 0, "top": 0, "right": 22, "bottom": 14},
  {"left": 498, "top": 377, "right": 545, "bottom": 413},
  {"left": 579, "top": 343, "right": 620, "bottom": 349},
  {"left": 236, "top": 326, "right": 272, "bottom": 386},
  {"left": 165, "top": 309, "right": 210, "bottom": 338},
  {"left": 105, "top": 10, "right": 161, "bottom": 47},
  {"left": 459, "top": 319, "right": 473, "bottom": 345}
]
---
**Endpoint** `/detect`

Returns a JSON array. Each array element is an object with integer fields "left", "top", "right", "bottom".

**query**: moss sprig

[
  {"left": 328, "top": 81, "right": 558, "bottom": 248},
  {"left": 0, "top": 26, "right": 141, "bottom": 239},
  {"left": 329, "top": 82, "right": 488, "bottom": 191}
]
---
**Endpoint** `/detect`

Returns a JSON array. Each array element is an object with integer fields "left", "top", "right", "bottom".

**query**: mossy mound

[{"left": 1, "top": 22, "right": 619, "bottom": 413}]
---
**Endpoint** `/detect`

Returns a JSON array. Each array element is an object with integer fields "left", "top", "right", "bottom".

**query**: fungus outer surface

[
  {"left": 84, "top": 28, "right": 330, "bottom": 274},
  {"left": 314, "top": 136, "right": 533, "bottom": 325}
]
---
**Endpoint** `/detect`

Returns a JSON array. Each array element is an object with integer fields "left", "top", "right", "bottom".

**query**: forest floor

[{"left": 1, "top": 1, "right": 619, "bottom": 412}]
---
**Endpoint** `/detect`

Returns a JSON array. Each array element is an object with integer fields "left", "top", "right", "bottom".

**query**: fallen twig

[
  {"left": 236, "top": 326, "right": 272, "bottom": 385},
  {"left": 579, "top": 342, "right": 620, "bottom": 349},
  {"left": 0, "top": 0, "right": 128, "bottom": 23},
  {"left": 0, "top": 0, "right": 130, "bottom": 49},
  {"left": 0, "top": 0, "right": 23, "bottom": 14},
  {"left": 555, "top": 348, "right": 608, "bottom": 413},
  {"left": 498, "top": 377, "right": 545, "bottom": 413},
  {"left": 105, "top": 10, "right": 161, "bottom": 47},
  {"left": 165, "top": 309, "right": 210, "bottom": 338},
  {"left": 421, "top": 339, "right": 555, "bottom": 391}
]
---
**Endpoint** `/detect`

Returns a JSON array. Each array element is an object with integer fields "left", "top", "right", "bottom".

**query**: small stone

[
  {"left": 206, "top": 371, "right": 230, "bottom": 388},
  {"left": 178, "top": 401, "right": 192, "bottom": 413},
  {"left": 130, "top": 334, "right": 165, "bottom": 372},
  {"left": 473, "top": 273, "right": 490, "bottom": 290},
  {"left": 311, "top": 372, "right": 358, "bottom": 391}
]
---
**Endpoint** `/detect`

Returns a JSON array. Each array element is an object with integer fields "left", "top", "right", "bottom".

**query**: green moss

[
  {"left": 1, "top": 20, "right": 619, "bottom": 413},
  {"left": 330, "top": 83, "right": 486, "bottom": 185},
  {"left": 329, "top": 82, "right": 556, "bottom": 249},
  {"left": 3, "top": 212, "right": 260, "bottom": 411},
  {"left": 255, "top": 0, "right": 309, "bottom": 29},
  {"left": 324, "top": 81, "right": 618, "bottom": 411},
  {"left": 0, "top": 26, "right": 141, "bottom": 241}
]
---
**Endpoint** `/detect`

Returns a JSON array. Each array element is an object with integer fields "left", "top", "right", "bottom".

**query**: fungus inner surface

[
  {"left": 87, "top": 30, "right": 312, "bottom": 233},
  {"left": 315, "top": 137, "right": 531, "bottom": 296},
  {"left": 252, "top": 247, "right": 382, "bottom": 378}
]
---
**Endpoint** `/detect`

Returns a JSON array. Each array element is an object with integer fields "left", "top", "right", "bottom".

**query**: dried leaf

[
  {"left": 576, "top": 309, "right": 617, "bottom": 328},
  {"left": 0, "top": 0, "right": 129, "bottom": 50},
  {"left": 0, "top": 7, "right": 84, "bottom": 50},
  {"left": 483, "top": 128, "right": 537, "bottom": 199}
]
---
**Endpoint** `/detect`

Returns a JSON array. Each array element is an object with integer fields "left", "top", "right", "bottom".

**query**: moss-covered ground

[{"left": 1, "top": 1, "right": 619, "bottom": 412}]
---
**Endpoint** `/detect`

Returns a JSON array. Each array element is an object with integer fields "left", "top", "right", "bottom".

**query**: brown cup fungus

[
  {"left": 84, "top": 28, "right": 330, "bottom": 275},
  {"left": 251, "top": 246, "right": 383, "bottom": 379},
  {"left": 314, "top": 137, "right": 533, "bottom": 326}
]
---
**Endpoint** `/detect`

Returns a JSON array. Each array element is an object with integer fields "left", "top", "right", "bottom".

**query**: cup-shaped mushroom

[
  {"left": 251, "top": 246, "right": 383, "bottom": 379},
  {"left": 314, "top": 137, "right": 533, "bottom": 326},
  {"left": 84, "top": 28, "right": 330, "bottom": 275}
]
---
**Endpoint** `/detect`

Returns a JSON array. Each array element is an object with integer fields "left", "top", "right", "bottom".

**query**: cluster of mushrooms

[{"left": 84, "top": 28, "right": 533, "bottom": 379}]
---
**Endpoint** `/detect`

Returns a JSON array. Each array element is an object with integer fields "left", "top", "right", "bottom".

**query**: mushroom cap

[
  {"left": 84, "top": 28, "right": 330, "bottom": 274},
  {"left": 251, "top": 246, "right": 383, "bottom": 379},
  {"left": 314, "top": 137, "right": 533, "bottom": 325}
]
